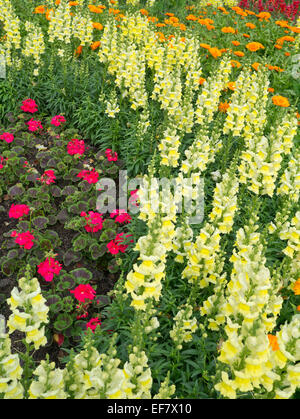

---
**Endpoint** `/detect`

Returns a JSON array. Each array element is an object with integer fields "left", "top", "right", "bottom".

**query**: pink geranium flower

[
  {"left": 77, "top": 168, "right": 99, "bottom": 184},
  {"left": 80, "top": 211, "right": 103, "bottom": 233},
  {"left": 70, "top": 284, "right": 96, "bottom": 303},
  {"left": 37, "top": 257, "right": 62, "bottom": 282},
  {"left": 105, "top": 148, "right": 118, "bottom": 162},
  {"left": 86, "top": 317, "right": 101, "bottom": 332},
  {"left": 51, "top": 115, "right": 66, "bottom": 127},
  {"left": 67, "top": 138, "right": 85, "bottom": 157},
  {"left": 12, "top": 231, "right": 35, "bottom": 250},
  {"left": 27, "top": 118, "right": 43, "bottom": 132},
  {"left": 20, "top": 98, "right": 38, "bottom": 113},
  {"left": 9, "top": 204, "right": 30, "bottom": 219},
  {"left": 110, "top": 209, "right": 132, "bottom": 224},
  {"left": 0, "top": 132, "right": 14, "bottom": 143},
  {"left": 37, "top": 169, "right": 56, "bottom": 185}
]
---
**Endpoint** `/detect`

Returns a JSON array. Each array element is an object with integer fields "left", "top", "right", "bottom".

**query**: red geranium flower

[
  {"left": 86, "top": 317, "right": 101, "bottom": 332},
  {"left": 77, "top": 168, "right": 99, "bottom": 184},
  {"left": 70, "top": 284, "right": 96, "bottom": 303},
  {"left": 67, "top": 138, "right": 85, "bottom": 157},
  {"left": 0, "top": 132, "right": 14, "bottom": 143},
  {"left": 20, "top": 98, "right": 38, "bottom": 113},
  {"left": 13, "top": 231, "right": 35, "bottom": 250},
  {"left": 9, "top": 204, "right": 30, "bottom": 219},
  {"left": 37, "top": 257, "right": 62, "bottom": 282}
]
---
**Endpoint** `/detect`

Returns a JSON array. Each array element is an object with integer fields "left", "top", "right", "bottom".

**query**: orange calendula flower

[
  {"left": 69, "top": 1, "right": 78, "bottom": 5},
  {"left": 233, "top": 50, "right": 245, "bottom": 57},
  {"left": 252, "top": 62, "right": 260, "bottom": 71},
  {"left": 274, "top": 44, "right": 282, "bottom": 49},
  {"left": 227, "top": 81, "right": 236, "bottom": 91},
  {"left": 268, "top": 87, "right": 274, "bottom": 93},
  {"left": 246, "top": 22, "right": 256, "bottom": 29},
  {"left": 268, "top": 334, "right": 279, "bottom": 351},
  {"left": 93, "top": 22, "right": 103, "bottom": 30},
  {"left": 45, "top": 8, "right": 53, "bottom": 20},
  {"left": 293, "top": 279, "right": 300, "bottom": 295},
  {"left": 165, "top": 12, "right": 174, "bottom": 17},
  {"left": 186, "top": 14, "right": 198, "bottom": 21},
  {"left": 272, "top": 95, "right": 290, "bottom": 107},
  {"left": 232, "top": 40, "right": 240, "bottom": 46},
  {"left": 284, "top": 52, "right": 290, "bottom": 56},
  {"left": 55, "top": 0, "right": 61, "bottom": 5},
  {"left": 88, "top": 5, "right": 104, "bottom": 13},
  {"left": 219, "top": 101, "right": 230, "bottom": 112},
  {"left": 34, "top": 5, "right": 46, "bottom": 14},
  {"left": 140, "top": 9, "right": 149, "bottom": 16},
  {"left": 198, "top": 77, "right": 206, "bottom": 85},
  {"left": 74, "top": 45, "right": 83, "bottom": 56},
  {"left": 297, "top": 305, "right": 300, "bottom": 312},
  {"left": 246, "top": 42, "right": 265, "bottom": 51},
  {"left": 221, "top": 26, "right": 235, "bottom": 33},
  {"left": 277, "top": 36, "right": 295, "bottom": 45},
  {"left": 209, "top": 47, "right": 222, "bottom": 58},
  {"left": 257, "top": 11, "right": 271, "bottom": 20},
  {"left": 231, "top": 59, "right": 241, "bottom": 68},
  {"left": 275, "top": 20, "right": 289, "bottom": 27},
  {"left": 91, "top": 41, "right": 101, "bottom": 50},
  {"left": 243, "top": 33, "right": 250, "bottom": 38},
  {"left": 156, "top": 23, "right": 166, "bottom": 28},
  {"left": 200, "top": 43, "right": 211, "bottom": 50}
]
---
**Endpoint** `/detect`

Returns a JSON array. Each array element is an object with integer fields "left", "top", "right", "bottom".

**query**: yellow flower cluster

[
  {"left": 279, "top": 211, "right": 300, "bottom": 259},
  {"left": 48, "top": 1, "right": 72, "bottom": 44},
  {"left": 123, "top": 347, "right": 153, "bottom": 398},
  {"left": 0, "top": 0, "right": 21, "bottom": 66},
  {"left": 183, "top": 165, "right": 239, "bottom": 288},
  {"left": 6, "top": 268, "right": 49, "bottom": 350},
  {"left": 158, "top": 125, "right": 181, "bottom": 167},
  {"left": 29, "top": 360, "right": 67, "bottom": 399},
  {"left": 169, "top": 304, "right": 198, "bottom": 350},
  {"left": 72, "top": 13, "right": 93, "bottom": 46},
  {"left": 23, "top": 21, "right": 45, "bottom": 68},
  {"left": 195, "top": 56, "right": 232, "bottom": 126},
  {"left": 277, "top": 150, "right": 300, "bottom": 202},
  {"left": 0, "top": 321, "right": 24, "bottom": 399}
]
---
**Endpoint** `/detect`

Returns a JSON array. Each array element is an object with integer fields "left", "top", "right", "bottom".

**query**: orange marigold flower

[
  {"left": 221, "top": 26, "right": 235, "bottom": 33},
  {"left": 198, "top": 77, "right": 206, "bottom": 85},
  {"left": 209, "top": 47, "right": 222, "bottom": 58},
  {"left": 34, "top": 5, "right": 46, "bottom": 14},
  {"left": 156, "top": 23, "right": 166, "bottom": 28},
  {"left": 219, "top": 101, "right": 230, "bottom": 113},
  {"left": 232, "top": 40, "right": 240, "bottom": 46},
  {"left": 277, "top": 36, "right": 295, "bottom": 45},
  {"left": 274, "top": 44, "right": 282, "bottom": 49},
  {"left": 74, "top": 45, "right": 83, "bottom": 56},
  {"left": 45, "top": 8, "right": 53, "bottom": 20},
  {"left": 92, "top": 22, "right": 103, "bottom": 30},
  {"left": 88, "top": 5, "right": 104, "bottom": 13},
  {"left": 268, "top": 87, "right": 274, "bottom": 93},
  {"left": 90, "top": 41, "right": 101, "bottom": 50},
  {"left": 297, "top": 305, "right": 300, "bottom": 312},
  {"left": 231, "top": 59, "right": 241, "bottom": 68},
  {"left": 293, "top": 278, "right": 300, "bottom": 295},
  {"left": 245, "top": 9, "right": 256, "bottom": 15},
  {"left": 140, "top": 9, "right": 148, "bottom": 16},
  {"left": 268, "top": 334, "right": 279, "bottom": 351},
  {"left": 234, "top": 50, "right": 245, "bottom": 57},
  {"left": 186, "top": 14, "right": 198, "bottom": 21},
  {"left": 243, "top": 33, "right": 250, "bottom": 38},
  {"left": 272, "top": 95, "right": 290, "bottom": 107},
  {"left": 55, "top": 0, "right": 61, "bottom": 5},
  {"left": 289, "top": 26, "right": 300, "bottom": 34},
  {"left": 284, "top": 52, "right": 290, "bottom": 56},
  {"left": 227, "top": 81, "right": 236, "bottom": 91},
  {"left": 246, "top": 22, "right": 256, "bottom": 29},
  {"left": 275, "top": 20, "right": 289, "bottom": 27},
  {"left": 69, "top": 1, "right": 78, "bottom": 5},
  {"left": 179, "top": 24, "right": 186, "bottom": 31},
  {"left": 252, "top": 62, "right": 260, "bottom": 71},
  {"left": 165, "top": 12, "right": 174, "bottom": 17},
  {"left": 246, "top": 42, "right": 265, "bottom": 51},
  {"left": 257, "top": 11, "right": 271, "bottom": 20},
  {"left": 200, "top": 43, "right": 211, "bottom": 50}
]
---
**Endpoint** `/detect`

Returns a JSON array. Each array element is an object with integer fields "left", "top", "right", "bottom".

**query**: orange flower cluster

[
  {"left": 272, "top": 95, "right": 290, "bottom": 107},
  {"left": 276, "top": 36, "right": 295, "bottom": 45},
  {"left": 268, "top": 334, "right": 279, "bottom": 351},
  {"left": 293, "top": 279, "right": 300, "bottom": 295},
  {"left": 88, "top": 4, "right": 105, "bottom": 13},
  {"left": 221, "top": 26, "right": 235, "bottom": 34},
  {"left": 246, "top": 42, "right": 265, "bottom": 52}
]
